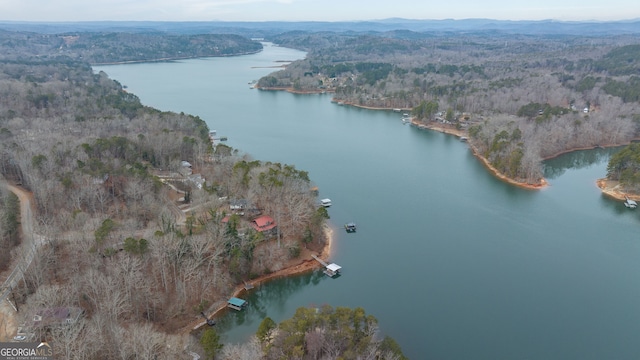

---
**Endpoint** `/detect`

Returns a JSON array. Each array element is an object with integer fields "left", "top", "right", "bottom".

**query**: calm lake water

[{"left": 95, "top": 44, "right": 640, "bottom": 360}]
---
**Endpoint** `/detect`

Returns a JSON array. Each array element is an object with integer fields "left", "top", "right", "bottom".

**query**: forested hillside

[
  {"left": 0, "top": 190, "right": 19, "bottom": 271},
  {"left": 606, "top": 143, "right": 640, "bottom": 192},
  {"left": 0, "top": 30, "right": 262, "bottom": 64},
  {"left": 256, "top": 306, "right": 406, "bottom": 360},
  {"left": 0, "top": 53, "right": 325, "bottom": 358},
  {"left": 260, "top": 32, "right": 640, "bottom": 185}
]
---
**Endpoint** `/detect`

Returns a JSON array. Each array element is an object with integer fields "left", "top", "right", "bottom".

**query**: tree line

[
  {"left": 261, "top": 31, "right": 640, "bottom": 184},
  {"left": 0, "top": 30, "right": 263, "bottom": 65},
  {"left": 0, "top": 53, "right": 328, "bottom": 358},
  {"left": 0, "top": 189, "right": 20, "bottom": 271},
  {"left": 205, "top": 305, "right": 407, "bottom": 360},
  {"left": 606, "top": 143, "right": 640, "bottom": 192}
]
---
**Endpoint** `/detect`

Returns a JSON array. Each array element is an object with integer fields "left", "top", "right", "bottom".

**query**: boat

[
  {"left": 624, "top": 196, "right": 637, "bottom": 209},
  {"left": 320, "top": 198, "right": 332, "bottom": 207},
  {"left": 344, "top": 223, "right": 357, "bottom": 232}
]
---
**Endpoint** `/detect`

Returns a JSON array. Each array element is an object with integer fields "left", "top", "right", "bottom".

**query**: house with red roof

[{"left": 251, "top": 215, "right": 277, "bottom": 234}]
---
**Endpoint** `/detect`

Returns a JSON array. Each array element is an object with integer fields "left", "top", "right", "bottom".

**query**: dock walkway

[
  {"left": 311, "top": 254, "right": 328, "bottom": 267},
  {"left": 312, "top": 254, "right": 341, "bottom": 277}
]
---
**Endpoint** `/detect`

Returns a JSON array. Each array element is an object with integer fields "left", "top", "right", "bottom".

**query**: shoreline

[
  {"left": 91, "top": 49, "right": 263, "bottom": 66},
  {"left": 187, "top": 224, "right": 334, "bottom": 333},
  {"left": 257, "top": 87, "right": 638, "bottom": 196},
  {"left": 312, "top": 96, "right": 548, "bottom": 189},
  {"left": 596, "top": 178, "right": 640, "bottom": 201},
  {"left": 336, "top": 98, "right": 635, "bottom": 192},
  {"left": 254, "top": 85, "right": 335, "bottom": 95},
  {"left": 410, "top": 120, "right": 548, "bottom": 190}
]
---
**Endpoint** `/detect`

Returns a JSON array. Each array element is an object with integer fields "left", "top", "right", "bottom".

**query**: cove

[{"left": 95, "top": 44, "right": 640, "bottom": 360}]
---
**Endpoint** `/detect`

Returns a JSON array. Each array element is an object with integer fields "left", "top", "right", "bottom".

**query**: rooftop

[
  {"left": 326, "top": 263, "right": 342, "bottom": 272},
  {"left": 251, "top": 215, "right": 277, "bottom": 232},
  {"left": 228, "top": 297, "right": 247, "bottom": 307}
]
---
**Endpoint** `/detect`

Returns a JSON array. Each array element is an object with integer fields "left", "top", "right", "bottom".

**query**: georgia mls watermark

[{"left": 0, "top": 342, "right": 53, "bottom": 360}]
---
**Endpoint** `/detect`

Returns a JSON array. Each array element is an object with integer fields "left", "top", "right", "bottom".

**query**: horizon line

[{"left": 1, "top": 17, "right": 639, "bottom": 24}]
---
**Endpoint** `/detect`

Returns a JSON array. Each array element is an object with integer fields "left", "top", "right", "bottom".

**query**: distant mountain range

[{"left": 1, "top": 18, "right": 639, "bottom": 37}]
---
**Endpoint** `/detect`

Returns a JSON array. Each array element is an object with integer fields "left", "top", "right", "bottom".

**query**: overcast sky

[{"left": 1, "top": 0, "right": 639, "bottom": 22}]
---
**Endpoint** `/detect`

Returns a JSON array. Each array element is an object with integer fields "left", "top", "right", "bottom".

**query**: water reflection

[
  {"left": 543, "top": 147, "right": 622, "bottom": 179},
  {"left": 216, "top": 270, "right": 327, "bottom": 339}
]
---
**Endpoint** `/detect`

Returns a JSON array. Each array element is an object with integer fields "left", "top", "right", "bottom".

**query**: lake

[{"left": 95, "top": 44, "right": 640, "bottom": 359}]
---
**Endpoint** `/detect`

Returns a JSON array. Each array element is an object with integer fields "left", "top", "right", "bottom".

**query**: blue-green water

[{"left": 95, "top": 44, "right": 640, "bottom": 359}]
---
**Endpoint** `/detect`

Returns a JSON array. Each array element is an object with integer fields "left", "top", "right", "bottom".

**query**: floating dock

[
  {"left": 624, "top": 196, "right": 637, "bottom": 209},
  {"left": 344, "top": 223, "right": 356, "bottom": 233}
]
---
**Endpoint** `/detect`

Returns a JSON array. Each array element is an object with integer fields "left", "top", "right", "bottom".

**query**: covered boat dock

[
  {"left": 324, "top": 263, "right": 342, "bottom": 277},
  {"left": 227, "top": 297, "right": 247, "bottom": 311},
  {"left": 312, "top": 254, "right": 342, "bottom": 277}
]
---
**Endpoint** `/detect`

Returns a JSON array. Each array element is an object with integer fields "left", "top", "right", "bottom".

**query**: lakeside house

[{"left": 251, "top": 215, "right": 277, "bottom": 235}]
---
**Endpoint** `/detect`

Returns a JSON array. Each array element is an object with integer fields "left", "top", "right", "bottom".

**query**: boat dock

[
  {"left": 625, "top": 196, "right": 637, "bottom": 209},
  {"left": 227, "top": 297, "right": 247, "bottom": 311},
  {"left": 312, "top": 254, "right": 342, "bottom": 277}
]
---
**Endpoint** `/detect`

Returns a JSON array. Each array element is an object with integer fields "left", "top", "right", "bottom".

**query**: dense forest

[
  {"left": 0, "top": 30, "right": 262, "bottom": 64},
  {"left": 0, "top": 38, "right": 330, "bottom": 358},
  {"left": 606, "top": 143, "right": 640, "bottom": 192},
  {"left": 252, "top": 305, "right": 406, "bottom": 360},
  {"left": 196, "top": 305, "right": 408, "bottom": 360},
  {"left": 0, "top": 190, "right": 20, "bottom": 272},
  {"left": 259, "top": 32, "right": 640, "bottom": 186}
]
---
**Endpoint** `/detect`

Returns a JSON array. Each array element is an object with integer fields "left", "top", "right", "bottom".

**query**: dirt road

[{"left": 0, "top": 180, "right": 36, "bottom": 341}]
